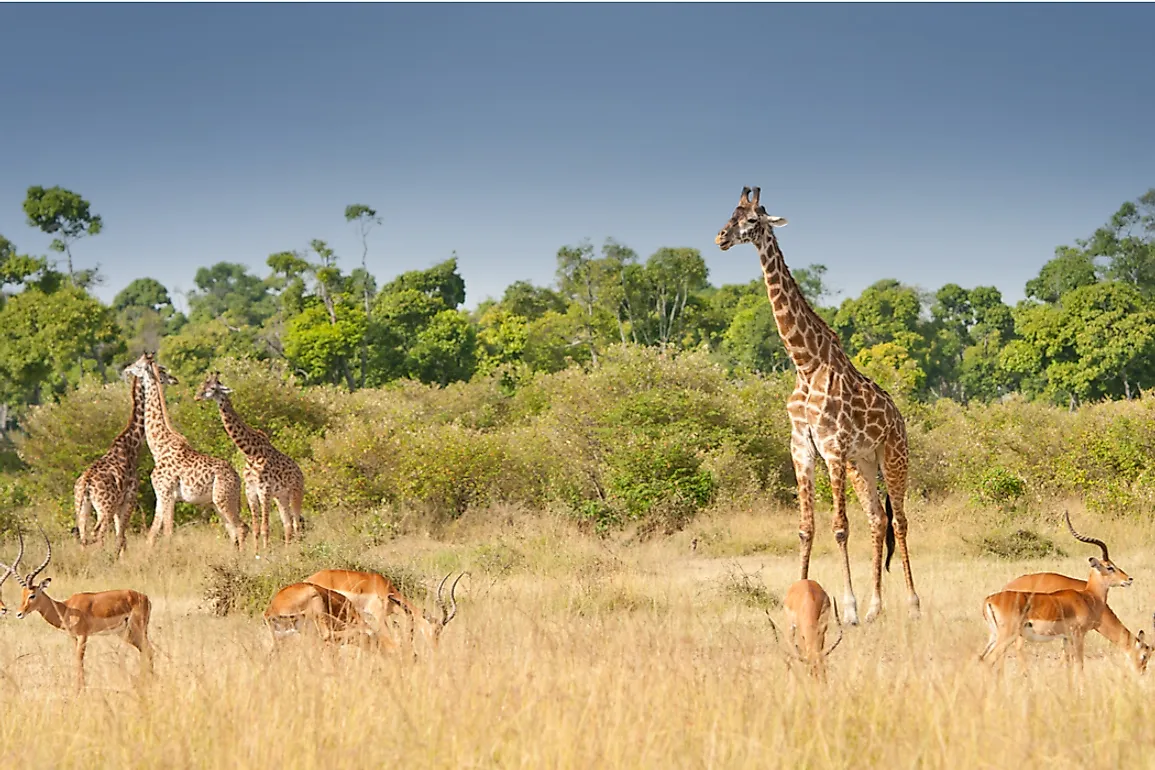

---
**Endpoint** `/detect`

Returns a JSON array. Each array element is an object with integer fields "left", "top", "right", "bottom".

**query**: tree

[
  {"left": 0, "top": 286, "right": 122, "bottom": 409},
  {"left": 641, "top": 247, "right": 709, "bottom": 351},
  {"left": 722, "top": 294, "right": 790, "bottom": 373},
  {"left": 500, "top": 280, "right": 567, "bottom": 321},
  {"left": 1013, "top": 282, "right": 1155, "bottom": 405},
  {"left": 1025, "top": 246, "right": 1098, "bottom": 303},
  {"left": 833, "top": 279, "right": 924, "bottom": 355},
  {"left": 0, "top": 236, "right": 50, "bottom": 303},
  {"left": 1084, "top": 189, "right": 1155, "bottom": 297},
  {"left": 344, "top": 204, "right": 382, "bottom": 314},
  {"left": 113, "top": 277, "right": 184, "bottom": 355},
  {"left": 22, "top": 186, "right": 103, "bottom": 281},
  {"left": 187, "top": 262, "right": 276, "bottom": 327},
  {"left": 409, "top": 309, "right": 478, "bottom": 386}
]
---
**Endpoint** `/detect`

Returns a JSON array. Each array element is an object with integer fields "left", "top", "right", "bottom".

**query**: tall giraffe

[
  {"left": 715, "top": 186, "right": 919, "bottom": 624},
  {"left": 194, "top": 371, "right": 305, "bottom": 550},
  {"left": 122, "top": 353, "right": 249, "bottom": 550},
  {"left": 74, "top": 365, "right": 177, "bottom": 558}
]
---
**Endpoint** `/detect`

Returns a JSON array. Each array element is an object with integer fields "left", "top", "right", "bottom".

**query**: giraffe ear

[{"left": 768, "top": 216, "right": 789, "bottom": 228}]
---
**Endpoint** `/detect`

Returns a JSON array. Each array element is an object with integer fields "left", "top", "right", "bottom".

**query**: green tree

[
  {"left": 113, "top": 277, "right": 185, "bottom": 355},
  {"left": 1084, "top": 189, "right": 1155, "bottom": 297},
  {"left": 500, "top": 280, "right": 567, "bottom": 321},
  {"left": 1025, "top": 246, "right": 1098, "bottom": 303},
  {"left": 187, "top": 262, "right": 276, "bottom": 327},
  {"left": 409, "top": 309, "right": 478, "bottom": 386},
  {"left": 640, "top": 247, "right": 709, "bottom": 351},
  {"left": 0, "top": 286, "right": 122, "bottom": 409},
  {"left": 22, "top": 186, "right": 103, "bottom": 281}
]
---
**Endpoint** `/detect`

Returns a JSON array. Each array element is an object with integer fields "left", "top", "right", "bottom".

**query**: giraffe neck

[
  {"left": 754, "top": 229, "right": 852, "bottom": 377},
  {"left": 216, "top": 395, "right": 270, "bottom": 458},
  {"left": 139, "top": 369, "right": 183, "bottom": 456},
  {"left": 108, "top": 376, "right": 147, "bottom": 464}
]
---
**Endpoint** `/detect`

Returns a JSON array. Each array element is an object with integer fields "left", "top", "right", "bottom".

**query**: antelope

[
  {"left": 0, "top": 524, "right": 154, "bottom": 691},
  {"left": 1002, "top": 572, "right": 1151, "bottom": 673},
  {"left": 979, "top": 511, "right": 1135, "bottom": 673},
  {"left": 263, "top": 581, "right": 392, "bottom": 651},
  {"left": 304, "top": 569, "right": 465, "bottom": 654},
  {"left": 768, "top": 579, "right": 843, "bottom": 682}
]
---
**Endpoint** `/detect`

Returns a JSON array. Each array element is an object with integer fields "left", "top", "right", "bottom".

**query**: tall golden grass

[{"left": 1, "top": 504, "right": 1152, "bottom": 768}]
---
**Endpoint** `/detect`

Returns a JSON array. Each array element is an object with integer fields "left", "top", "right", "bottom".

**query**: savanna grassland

[{"left": 2, "top": 503, "right": 1155, "bottom": 769}]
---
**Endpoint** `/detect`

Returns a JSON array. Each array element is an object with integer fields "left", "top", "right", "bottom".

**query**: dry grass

[{"left": 1, "top": 503, "right": 1154, "bottom": 768}]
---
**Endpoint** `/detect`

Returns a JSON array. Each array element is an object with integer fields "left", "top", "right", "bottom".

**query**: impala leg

[{"left": 74, "top": 636, "right": 87, "bottom": 693}]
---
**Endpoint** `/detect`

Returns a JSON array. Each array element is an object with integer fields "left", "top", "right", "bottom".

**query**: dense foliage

[{"left": 2, "top": 186, "right": 1155, "bottom": 533}]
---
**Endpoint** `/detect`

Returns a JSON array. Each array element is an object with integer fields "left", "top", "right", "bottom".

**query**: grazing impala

[
  {"left": 1002, "top": 571, "right": 1151, "bottom": 673},
  {"left": 979, "top": 511, "right": 1135, "bottom": 673},
  {"left": 0, "top": 524, "right": 154, "bottom": 691},
  {"left": 263, "top": 581, "right": 392, "bottom": 651},
  {"left": 776, "top": 579, "right": 843, "bottom": 682},
  {"left": 305, "top": 569, "right": 465, "bottom": 652}
]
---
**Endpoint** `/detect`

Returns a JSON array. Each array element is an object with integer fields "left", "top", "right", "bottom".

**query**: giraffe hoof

[
  {"left": 841, "top": 598, "right": 860, "bottom": 626},
  {"left": 908, "top": 595, "right": 922, "bottom": 620}
]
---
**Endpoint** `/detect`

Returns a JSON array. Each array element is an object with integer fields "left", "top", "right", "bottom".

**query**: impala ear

[
  {"left": 1138, "top": 630, "right": 1146, "bottom": 643},
  {"left": 38, "top": 577, "right": 51, "bottom": 590},
  {"left": 1088, "top": 556, "right": 1103, "bottom": 569}
]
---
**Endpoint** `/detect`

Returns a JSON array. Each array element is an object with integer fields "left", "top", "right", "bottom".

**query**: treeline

[{"left": 3, "top": 187, "right": 1155, "bottom": 432}]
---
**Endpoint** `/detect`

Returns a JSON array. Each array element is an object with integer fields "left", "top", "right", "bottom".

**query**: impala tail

[{"left": 884, "top": 493, "right": 896, "bottom": 573}]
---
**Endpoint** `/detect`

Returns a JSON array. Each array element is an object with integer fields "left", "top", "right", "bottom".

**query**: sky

[{"left": 1, "top": 3, "right": 1153, "bottom": 313}]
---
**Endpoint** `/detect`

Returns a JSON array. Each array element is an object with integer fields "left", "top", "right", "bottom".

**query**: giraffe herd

[{"left": 0, "top": 186, "right": 1148, "bottom": 691}]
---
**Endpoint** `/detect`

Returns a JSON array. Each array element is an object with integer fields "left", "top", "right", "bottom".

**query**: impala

[
  {"left": 979, "top": 511, "right": 1135, "bottom": 673},
  {"left": 0, "top": 524, "right": 154, "bottom": 691},
  {"left": 304, "top": 569, "right": 465, "bottom": 653},
  {"left": 1002, "top": 572, "right": 1151, "bottom": 672},
  {"left": 769, "top": 579, "right": 843, "bottom": 682},
  {"left": 263, "top": 581, "right": 392, "bottom": 651}
]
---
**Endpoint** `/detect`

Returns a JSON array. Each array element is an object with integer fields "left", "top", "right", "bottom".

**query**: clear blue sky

[{"left": 1, "top": 4, "right": 1152, "bottom": 312}]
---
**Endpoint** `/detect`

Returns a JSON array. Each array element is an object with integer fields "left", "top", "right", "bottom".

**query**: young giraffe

[
  {"left": 74, "top": 366, "right": 177, "bottom": 558},
  {"left": 194, "top": 371, "right": 305, "bottom": 550},
  {"left": 122, "top": 353, "right": 249, "bottom": 550},
  {"left": 715, "top": 186, "right": 919, "bottom": 624}
]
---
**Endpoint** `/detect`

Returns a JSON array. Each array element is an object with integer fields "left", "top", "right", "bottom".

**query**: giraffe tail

[{"left": 883, "top": 493, "right": 896, "bottom": 573}]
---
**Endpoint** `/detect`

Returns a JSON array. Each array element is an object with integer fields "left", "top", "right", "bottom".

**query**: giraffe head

[
  {"left": 122, "top": 353, "right": 179, "bottom": 387},
  {"left": 193, "top": 371, "right": 232, "bottom": 403},
  {"left": 715, "top": 186, "right": 789, "bottom": 251}
]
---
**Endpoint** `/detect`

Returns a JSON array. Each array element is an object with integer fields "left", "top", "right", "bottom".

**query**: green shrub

[{"left": 973, "top": 467, "right": 1026, "bottom": 507}]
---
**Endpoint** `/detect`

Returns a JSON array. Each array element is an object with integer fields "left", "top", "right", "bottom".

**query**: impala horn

[
  {"left": 1064, "top": 510, "right": 1109, "bottom": 561},
  {"left": 26, "top": 521, "right": 52, "bottom": 586}
]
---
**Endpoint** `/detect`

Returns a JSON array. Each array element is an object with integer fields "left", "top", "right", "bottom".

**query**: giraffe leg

[
  {"left": 214, "top": 472, "right": 248, "bottom": 551},
  {"left": 290, "top": 485, "right": 304, "bottom": 540},
  {"left": 882, "top": 437, "right": 920, "bottom": 618},
  {"left": 273, "top": 494, "right": 294, "bottom": 546},
  {"left": 75, "top": 479, "right": 94, "bottom": 547},
  {"left": 259, "top": 491, "right": 272, "bottom": 552},
  {"left": 823, "top": 451, "right": 859, "bottom": 626},
  {"left": 847, "top": 460, "right": 886, "bottom": 623},
  {"left": 92, "top": 497, "right": 113, "bottom": 547},
  {"left": 245, "top": 483, "right": 261, "bottom": 551},
  {"left": 113, "top": 498, "right": 131, "bottom": 560},
  {"left": 789, "top": 423, "right": 818, "bottom": 582},
  {"left": 148, "top": 486, "right": 174, "bottom": 548}
]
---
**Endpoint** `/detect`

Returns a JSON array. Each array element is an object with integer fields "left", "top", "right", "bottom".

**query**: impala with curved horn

[
  {"left": 0, "top": 523, "right": 154, "bottom": 691},
  {"left": 767, "top": 579, "right": 843, "bottom": 682},
  {"left": 1001, "top": 550, "right": 1152, "bottom": 673},
  {"left": 304, "top": 569, "right": 466, "bottom": 654},
  {"left": 979, "top": 511, "right": 1136, "bottom": 673}
]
